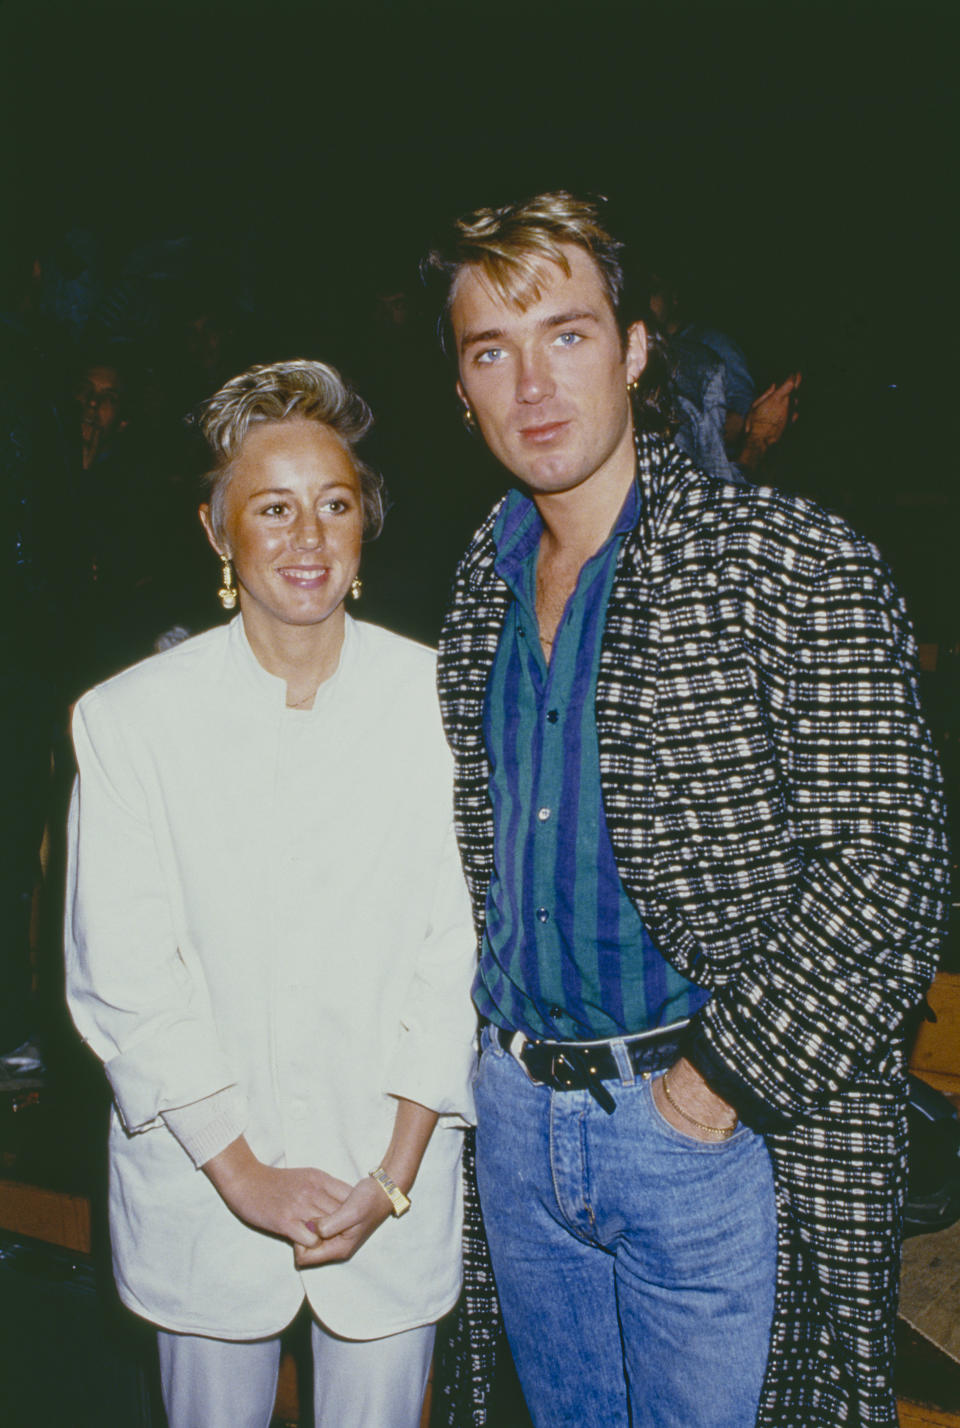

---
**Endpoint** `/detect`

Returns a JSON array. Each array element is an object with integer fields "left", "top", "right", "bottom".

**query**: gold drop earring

[
  {"left": 461, "top": 403, "right": 477, "bottom": 435},
  {"left": 218, "top": 556, "right": 238, "bottom": 611},
  {"left": 350, "top": 577, "right": 363, "bottom": 601}
]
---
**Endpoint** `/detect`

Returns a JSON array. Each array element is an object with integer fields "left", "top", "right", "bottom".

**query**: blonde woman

[{"left": 66, "top": 359, "right": 476, "bottom": 1428}]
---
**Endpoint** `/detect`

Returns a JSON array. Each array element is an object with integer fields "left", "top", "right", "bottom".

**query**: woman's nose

[{"left": 294, "top": 513, "right": 323, "bottom": 548}]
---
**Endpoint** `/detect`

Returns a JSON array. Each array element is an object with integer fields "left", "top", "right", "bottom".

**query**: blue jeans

[{"left": 474, "top": 1027, "right": 777, "bottom": 1428}]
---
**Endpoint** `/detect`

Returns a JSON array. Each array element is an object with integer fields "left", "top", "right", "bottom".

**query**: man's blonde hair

[
  {"left": 197, "top": 358, "right": 386, "bottom": 542},
  {"left": 423, "top": 192, "right": 626, "bottom": 344}
]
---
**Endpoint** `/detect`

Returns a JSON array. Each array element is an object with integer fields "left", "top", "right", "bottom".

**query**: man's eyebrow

[
  {"left": 459, "top": 309, "right": 601, "bottom": 354},
  {"left": 540, "top": 309, "right": 599, "bottom": 329},
  {"left": 459, "top": 326, "right": 505, "bottom": 354}
]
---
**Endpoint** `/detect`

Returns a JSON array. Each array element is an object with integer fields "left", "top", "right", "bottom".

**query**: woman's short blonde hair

[{"left": 198, "top": 359, "right": 386, "bottom": 542}]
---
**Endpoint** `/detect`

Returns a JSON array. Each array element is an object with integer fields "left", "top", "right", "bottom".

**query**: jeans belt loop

[{"left": 609, "top": 1037, "right": 636, "bottom": 1087}]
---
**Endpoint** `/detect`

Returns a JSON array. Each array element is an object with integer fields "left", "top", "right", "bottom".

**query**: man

[
  {"left": 74, "top": 357, "right": 126, "bottom": 471},
  {"left": 424, "top": 193, "right": 949, "bottom": 1427}
]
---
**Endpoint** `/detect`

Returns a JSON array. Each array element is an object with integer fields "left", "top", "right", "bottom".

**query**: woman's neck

[{"left": 240, "top": 602, "right": 346, "bottom": 708}]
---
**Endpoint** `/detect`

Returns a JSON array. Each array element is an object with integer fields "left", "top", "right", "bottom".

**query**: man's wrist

[
  {"left": 681, "top": 1023, "right": 787, "bottom": 1133},
  {"left": 666, "top": 1057, "right": 735, "bottom": 1123}
]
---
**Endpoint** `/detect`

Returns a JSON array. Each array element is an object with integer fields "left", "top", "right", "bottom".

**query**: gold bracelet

[{"left": 660, "top": 1071, "right": 736, "bottom": 1140}]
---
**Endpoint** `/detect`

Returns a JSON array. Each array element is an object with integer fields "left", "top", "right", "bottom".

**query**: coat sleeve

[
  {"left": 685, "top": 542, "right": 950, "bottom": 1126},
  {"left": 65, "top": 691, "right": 244, "bottom": 1134},
  {"left": 382, "top": 817, "right": 478, "bottom": 1125}
]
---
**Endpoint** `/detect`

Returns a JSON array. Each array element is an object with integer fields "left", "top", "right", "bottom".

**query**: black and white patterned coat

[{"left": 436, "top": 434, "right": 950, "bottom": 1426}]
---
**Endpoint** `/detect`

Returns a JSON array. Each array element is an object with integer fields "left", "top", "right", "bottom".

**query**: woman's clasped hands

[
  {"left": 202, "top": 1135, "right": 390, "bottom": 1260},
  {"left": 294, "top": 1174, "right": 396, "bottom": 1267}
]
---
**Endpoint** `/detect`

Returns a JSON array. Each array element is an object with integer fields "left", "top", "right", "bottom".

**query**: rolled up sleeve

[
  {"left": 65, "top": 693, "right": 240, "bottom": 1133},
  {"left": 383, "top": 822, "right": 478, "bottom": 1124}
]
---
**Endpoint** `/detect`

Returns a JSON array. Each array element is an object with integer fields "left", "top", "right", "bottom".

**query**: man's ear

[
  {"left": 198, "top": 503, "right": 225, "bottom": 558},
  {"left": 625, "top": 321, "right": 648, "bottom": 386}
]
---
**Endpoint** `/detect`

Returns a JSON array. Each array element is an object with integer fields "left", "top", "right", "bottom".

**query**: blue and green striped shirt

[{"left": 476, "top": 482, "right": 709, "bottom": 1041}]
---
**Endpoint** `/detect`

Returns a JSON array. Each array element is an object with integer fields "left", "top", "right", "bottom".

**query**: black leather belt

[{"left": 495, "top": 1024, "right": 684, "bottom": 1114}]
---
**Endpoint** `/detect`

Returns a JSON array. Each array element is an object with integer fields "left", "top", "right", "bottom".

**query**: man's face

[
  {"left": 75, "top": 365, "right": 122, "bottom": 443},
  {"left": 451, "top": 244, "right": 646, "bottom": 499},
  {"left": 75, "top": 364, "right": 125, "bottom": 471}
]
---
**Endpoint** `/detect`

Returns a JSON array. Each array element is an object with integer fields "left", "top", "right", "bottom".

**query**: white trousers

[{"left": 157, "top": 1317, "right": 435, "bottom": 1428}]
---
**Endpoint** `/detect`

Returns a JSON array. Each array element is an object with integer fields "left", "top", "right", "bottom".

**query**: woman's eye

[
  {"left": 261, "top": 503, "right": 288, "bottom": 517},
  {"left": 324, "top": 499, "right": 348, "bottom": 513},
  {"left": 475, "top": 347, "right": 504, "bottom": 366}
]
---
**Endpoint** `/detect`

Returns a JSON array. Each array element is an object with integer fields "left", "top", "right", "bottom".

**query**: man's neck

[{"left": 532, "top": 441, "right": 636, "bottom": 569}]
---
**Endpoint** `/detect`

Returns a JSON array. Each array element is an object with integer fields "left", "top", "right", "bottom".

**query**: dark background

[
  {"left": 1, "top": 8, "right": 958, "bottom": 1411},
  {"left": 1, "top": 0, "right": 957, "bottom": 643}
]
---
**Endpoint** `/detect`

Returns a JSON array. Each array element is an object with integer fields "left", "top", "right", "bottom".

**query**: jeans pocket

[
  {"left": 473, "top": 1030, "right": 506, "bottom": 1100},
  {"left": 646, "top": 1072, "right": 749, "bottom": 1150}
]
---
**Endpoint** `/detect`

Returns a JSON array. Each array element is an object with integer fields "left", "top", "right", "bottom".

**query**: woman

[{"left": 65, "top": 359, "right": 477, "bottom": 1428}]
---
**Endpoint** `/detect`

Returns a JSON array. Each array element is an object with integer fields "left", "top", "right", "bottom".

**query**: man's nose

[{"left": 515, "top": 349, "right": 554, "bottom": 404}]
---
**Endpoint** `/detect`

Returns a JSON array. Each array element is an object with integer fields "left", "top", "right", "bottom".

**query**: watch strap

[{"left": 368, "top": 1166, "right": 411, "bottom": 1217}]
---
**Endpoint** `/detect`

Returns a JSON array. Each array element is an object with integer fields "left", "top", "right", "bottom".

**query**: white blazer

[{"left": 66, "top": 616, "right": 477, "bottom": 1340}]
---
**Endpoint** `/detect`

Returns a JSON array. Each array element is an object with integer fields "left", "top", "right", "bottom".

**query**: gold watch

[{"left": 368, "top": 1166, "right": 411, "bottom": 1217}]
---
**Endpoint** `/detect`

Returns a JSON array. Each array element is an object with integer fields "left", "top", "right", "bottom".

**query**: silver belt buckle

[{"left": 506, "top": 1030, "right": 541, "bottom": 1084}]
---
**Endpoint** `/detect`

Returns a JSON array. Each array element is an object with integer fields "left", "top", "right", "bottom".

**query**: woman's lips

[
  {"left": 277, "top": 565, "right": 330, "bottom": 589},
  {"left": 519, "top": 420, "right": 569, "bottom": 444}
]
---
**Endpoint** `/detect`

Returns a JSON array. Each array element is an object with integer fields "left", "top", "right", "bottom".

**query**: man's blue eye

[
  {"left": 476, "top": 348, "right": 503, "bottom": 365},
  {"left": 554, "top": 332, "right": 582, "bottom": 348}
]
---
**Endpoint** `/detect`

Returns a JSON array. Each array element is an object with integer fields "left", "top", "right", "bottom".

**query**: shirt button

[
  {"left": 537, "top": 807, "right": 551, "bottom": 822},
  {"left": 536, "top": 907, "right": 550, "bottom": 923},
  {"left": 550, "top": 1005, "right": 563, "bottom": 1018},
  {"left": 546, "top": 709, "right": 559, "bottom": 723}
]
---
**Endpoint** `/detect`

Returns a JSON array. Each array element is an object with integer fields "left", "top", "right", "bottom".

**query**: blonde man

[{"left": 425, "top": 193, "right": 948, "bottom": 1428}]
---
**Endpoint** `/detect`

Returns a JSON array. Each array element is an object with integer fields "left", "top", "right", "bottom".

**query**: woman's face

[{"left": 204, "top": 418, "right": 364, "bottom": 635}]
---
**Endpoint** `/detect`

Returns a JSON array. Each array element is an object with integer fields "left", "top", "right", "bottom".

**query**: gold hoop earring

[
  {"left": 217, "top": 556, "right": 237, "bottom": 611},
  {"left": 461, "top": 403, "right": 477, "bottom": 435},
  {"left": 627, "top": 377, "right": 640, "bottom": 394},
  {"left": 349, "top": 576, "right": 363, "bottom": 601}
]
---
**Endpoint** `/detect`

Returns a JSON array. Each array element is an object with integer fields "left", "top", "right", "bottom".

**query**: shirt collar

[
  {"left": 492, "top": 474, "right": 640, "bottom": 586},
  {"left": 228, "top": 612, "right": 355, "bottom": 715}
]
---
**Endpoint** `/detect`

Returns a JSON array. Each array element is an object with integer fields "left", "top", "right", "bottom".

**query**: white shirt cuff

[{"left": 161, "top": 1085, "right": 249, "bottom": 1168}]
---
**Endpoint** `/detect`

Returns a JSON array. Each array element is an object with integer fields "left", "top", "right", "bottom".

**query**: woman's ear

[{"left": 198, "top": 503, "right": 225, "bottom": 557}]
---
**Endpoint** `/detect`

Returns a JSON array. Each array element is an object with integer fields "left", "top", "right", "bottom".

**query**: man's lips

[
  {"left": 518, "top": 420, "right": 569, "bottom": 444},
  {"left": 277, "top": 565, "right": 330, "bottom": 589}
]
